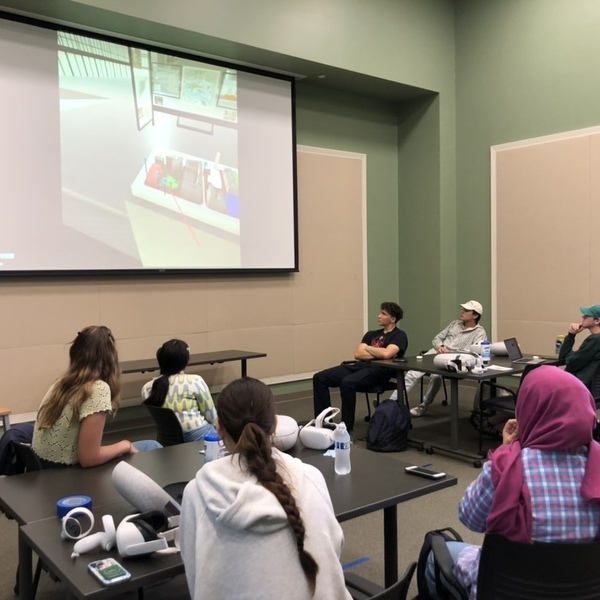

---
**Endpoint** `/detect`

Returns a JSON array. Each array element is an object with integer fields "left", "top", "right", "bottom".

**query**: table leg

[
  {"left": 383, "top": 505, "right": 398, "bottom": 587},
  {"left": 426, "top": 377, "right": 483, "bottom": 466},
  {"left": 18, "top": 528, "right": 32, "bottom": 600},
  {"left": 450, "top": 379, "right": 459, "bottom": 450},
  {"left": 241, "top": 359, "right": 247, "bottom": 378}
]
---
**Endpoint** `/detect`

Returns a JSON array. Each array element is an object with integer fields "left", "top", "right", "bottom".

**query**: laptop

[{"left": 503, "top": 337, "right": 545, "bottom": 365}]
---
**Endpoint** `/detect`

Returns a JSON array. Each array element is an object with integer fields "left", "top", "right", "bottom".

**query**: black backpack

[
  {"left": 416, "top": 527, "right": 467, "bottom": 600},
  {"left": 366, "top": 399, "right": 411, "bottom": 452}
]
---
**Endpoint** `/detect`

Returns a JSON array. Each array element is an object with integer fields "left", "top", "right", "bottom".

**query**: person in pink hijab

[{"left": 425, "top": 366, "right": 600, "bottom": 600}]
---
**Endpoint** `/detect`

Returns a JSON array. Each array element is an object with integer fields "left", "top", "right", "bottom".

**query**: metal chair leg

[
  {"left": 441, "top": 379, "right": 449, "bottom": 406},
  {"left": 364, "top": 393, "right": 372, "bottom": 422}
]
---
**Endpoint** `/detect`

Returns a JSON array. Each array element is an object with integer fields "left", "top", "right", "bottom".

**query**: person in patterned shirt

[
  {"left": 424, "top": 366, "right": 600, "bottom": 600},
  {"left": 312, "top": 302, "right": 408, "bottom": 434},
  {"left": 142, "top": 339, "right": 217, "bottom": 442}
]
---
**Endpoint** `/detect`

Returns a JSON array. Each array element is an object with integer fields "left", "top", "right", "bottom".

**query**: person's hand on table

[
  {"left": 437, "top": 346, "right": 449, "bottom": 353},
  {"left": 122, "top": 441, "right": 138, "bottom": 455}
]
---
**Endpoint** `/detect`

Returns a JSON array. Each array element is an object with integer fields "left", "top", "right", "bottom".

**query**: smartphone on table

[
  {"left": 404, "top": 465, "right": 446, "bottom": 479},
  {"left": 88, "top": 558, "right": 131, "bottom": 586}
]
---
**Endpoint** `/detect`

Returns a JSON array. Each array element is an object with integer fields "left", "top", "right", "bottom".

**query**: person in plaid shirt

[{"left": 425, "top": 366, "right": 600, "bottom": 600}]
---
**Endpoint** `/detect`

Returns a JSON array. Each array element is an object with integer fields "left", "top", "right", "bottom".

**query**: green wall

[
  {"left": 3, "top": 0, "right": 599, "bottom": 353},
  {"left": 0, "top": 0, "right": 456, "bottom": 350},
  {"left": 296, "top": 84, "right": 401, "bottom": 326},
  {"left": 455, "top": 0, "right": 600, "bottom": 334}
]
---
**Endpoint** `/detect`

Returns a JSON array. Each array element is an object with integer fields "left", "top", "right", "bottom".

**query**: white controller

[{"left": 71, "top": 515, "right": 116, "bottom": 558}]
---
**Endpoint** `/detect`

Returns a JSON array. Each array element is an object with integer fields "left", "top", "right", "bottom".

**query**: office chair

[
  {"left": 346, "top": 561, "right": 416, "bottom": 600},
  {"left": 429, "top": 532, "right": 600, "bottom": 600},
  {"left": 145, "top": 404, "right": 185, "bottom": 447},
  {"left": 590, "top": 361, "right": 600, "bottom": 409},
  {"left": 12, "top": 441, "right": 43, "bottom": 472},
  {"left": 337, "top": 360, "right": 400, "bottom": 422},
  {"left": 9, "top": 442, "right": 46, "bottom": 599},
  {"left": 0, "top": 423, "right": 34, "bottom": 476},
  {"left": 473, "top": 361, "right": 545, "bottom": 455},
  {"left": 477, "top": 533, "right": 600, "bottom": 599}
]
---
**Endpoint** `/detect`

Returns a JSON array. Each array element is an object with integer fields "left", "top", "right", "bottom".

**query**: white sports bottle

[
  {"left": 333, "top": 422, "right": 351, "bottom": 475},
  {"left": 481, "top": 341, "right": 491, "bottom": 364},
  {"left": 204, "top": 432, "right": 221, "bottom": 463}
]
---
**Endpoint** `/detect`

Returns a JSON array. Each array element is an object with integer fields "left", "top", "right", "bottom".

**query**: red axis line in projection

[{"left": 168, "top": 193, "right": 202, "bottom": 247}]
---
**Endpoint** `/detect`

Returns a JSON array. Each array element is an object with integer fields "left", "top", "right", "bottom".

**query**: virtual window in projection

[{"left": 0, "top": 18, "right": 297, "bottom": 274}]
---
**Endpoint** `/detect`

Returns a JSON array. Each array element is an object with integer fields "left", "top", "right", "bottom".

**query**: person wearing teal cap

[{"left": 558, "top": 305, "right": 600, "bottom": 389}]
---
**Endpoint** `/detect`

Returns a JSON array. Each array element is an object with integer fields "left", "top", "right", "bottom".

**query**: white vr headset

[
  {"left": 299, "top": 407, "right": 339, "bottom": 450},
  {"left": 433, "top": 353, "right": 481, "bottom": 373},
  {"left": 116, "top": 511, "right": 180, "bottom": 557}
]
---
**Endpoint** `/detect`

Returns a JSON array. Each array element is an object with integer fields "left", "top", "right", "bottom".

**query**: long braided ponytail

[{"left": 217, "top": 377, "right": 319, "bottom": 594}]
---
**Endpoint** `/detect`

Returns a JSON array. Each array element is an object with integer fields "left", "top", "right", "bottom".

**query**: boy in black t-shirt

[{"left": 312, "top": 302, "right": 408, "bottom": 433}]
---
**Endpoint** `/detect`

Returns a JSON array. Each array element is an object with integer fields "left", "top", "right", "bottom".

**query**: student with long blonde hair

[{"left": 33, "top": 326, "right": 160, "bottom": 468}]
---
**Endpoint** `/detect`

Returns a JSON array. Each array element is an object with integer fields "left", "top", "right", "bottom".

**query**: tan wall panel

[
  {"left": 1, "top": 147, "right": 365, "bottom": 420},
  {"left": 494, "top": 132, "right": 597, "bottom": 350},
  {"left": 589, "top": 134, "right": 600, "bottom": 303},
  {"left": 0, "top": 346, "right": 69, "bottom": 414},
  {"left": 496, "top": 137, "right": 589, "bottom": 326},
  {"left": 293, "top": 152, "right": 364, "bottom": 325},
  {"left": 205, "top": 276, "right": 293, "bottom": 332},
  {"left": 497, "top": 319, "right": 573, "bottom": 357},
  {"left": 98, "top": 280, "right": 209, "bottom": 344},
  {"left": 206, "top": 326, "right": 295, "bottom": 381},
  {"left": 293, "top": 320, "right": 364, "bottom": 373},
  {"left": 0, "top": 282, "right": 99, "bottom": 349}
]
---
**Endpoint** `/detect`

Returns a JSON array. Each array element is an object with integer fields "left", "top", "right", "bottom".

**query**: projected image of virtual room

[{"left": 59, "top": 32, "right": 240, "bottom": 269}]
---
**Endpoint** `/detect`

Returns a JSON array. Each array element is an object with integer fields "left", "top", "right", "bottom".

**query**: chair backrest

[
  {"left": 346, "top": 562, "right": 416, "bottom": 600},
  {"left": 0, "top": 423, "right": 35, "bottom": 476},
  {"left": 515, "top": 361, "right": 547, "bottom": 396},
  {"left": 477, "top": 533, "right": 600, "bottom": 600},
  {"left": 590, "top": 361, "right": 600, "bottom": 406},
  {"left": 145, "top": 404, "right": 185, "bottom": 447},
  {"left": 11, "top": 442, "right": 43, "bottom": 473},
  {"left": 371, "top": 561, "right": 416, "bottom": 600}
]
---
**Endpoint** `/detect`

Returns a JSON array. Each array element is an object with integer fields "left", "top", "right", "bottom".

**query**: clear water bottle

[
  {"left": 333, "top": 422, "right": 351, "bottom": 475},
  {"left": 481, "top": 341, "right": 491, "bottom": 364},
  {"left": 204, "top": 432, "right": 221, "bottom": 463},
  {"left": 555, "top": 334, "right": 565, "bottom": 357}
]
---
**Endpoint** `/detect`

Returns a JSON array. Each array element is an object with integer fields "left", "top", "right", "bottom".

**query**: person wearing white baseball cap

[
  {"left": 557, "top": 304, "right": 600, "bottom": 389},
  {"left": 390, "top": 301, "right": 487, "bottom": 417}
]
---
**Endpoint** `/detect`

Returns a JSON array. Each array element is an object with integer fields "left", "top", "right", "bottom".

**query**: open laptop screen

[{"left": 503, "top": 338, "right": 523, "bottom": 362}]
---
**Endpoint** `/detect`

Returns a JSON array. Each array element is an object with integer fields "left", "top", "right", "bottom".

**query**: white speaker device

[
  {"left": 112, "top": 461, "right": 181, "bottom": 517},
  {"left": 490, "top": 341, "right": 509, "bottom": 356},
  {"left": 272, "top": 415, "right": 299, "bottom": 451},
  {"left": 299, "top": 407, "right": 339, "bottom": 450},
  {"left": 71, "top": 515, "right": 116, "bottom": 558}
]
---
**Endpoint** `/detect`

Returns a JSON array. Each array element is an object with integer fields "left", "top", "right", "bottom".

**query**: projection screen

[{"left": 0, "top": 14, "right": 298, "bottom": 275}]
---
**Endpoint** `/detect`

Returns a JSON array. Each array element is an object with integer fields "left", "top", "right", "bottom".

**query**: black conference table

[
  {"left": 3, "top": 442, "right": 456, "bottom": 600},
  {"left": 372, "top": 354, "right": 554, "bottom": 464},
  {"left": 120, "top": 349, "right": 267, "bottom": 378}
]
